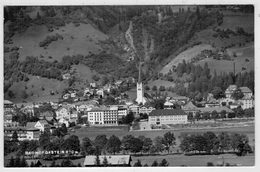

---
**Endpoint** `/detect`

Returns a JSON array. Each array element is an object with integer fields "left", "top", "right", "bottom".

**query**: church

[{"left": 136, "top": 63, "right": 147, "bottom": 105}]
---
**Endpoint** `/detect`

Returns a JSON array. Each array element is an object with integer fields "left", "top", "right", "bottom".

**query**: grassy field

[
  {"left": 196, "top": 43, "right": 254, "bottom": 75},
  {"left": 220, "top": 13, "right": 254, "bottom": 34},
  {"left": 131, "top": 153, "right": 254, "bottom": 166},
  {"left": 160, "top": 44, "right": 214, "bottom": 74},
  {"left": 72, "top": 125, "right": 254, "bottom": 146},
  {"left": 10, "top": 23, "right": 107, "bottom": 62},
  {"left": 7, "top": 75, "right": 68, "bottom": 103}
]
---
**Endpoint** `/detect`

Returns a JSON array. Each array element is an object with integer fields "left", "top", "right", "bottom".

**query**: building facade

[{"left": 148, "top": 109, "right": 187, "bottom": 125}]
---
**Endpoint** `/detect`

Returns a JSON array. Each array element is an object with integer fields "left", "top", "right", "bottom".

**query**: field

[
  {"left": 160, "top": 44, "right": 214, "bottom": 74},
  {"left": 7, "top": 75, "right": 68, "bottom": 103},
  {"left": 220, "top": 13, "right": 254, "bottom": 34},
  {"left": 131, "top": 153, "right": 254, "bottom": 166},
  {"left": 72, "top": 125, "right": 254, "bottom": 146},
  {"left": 9, "top": 22, "right": 107, "bottom": 62},
  {"left": 196, "top": 43, "right": 254, "bottom": 75}
]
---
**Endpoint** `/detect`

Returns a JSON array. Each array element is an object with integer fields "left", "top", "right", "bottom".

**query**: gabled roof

[
  {"left": 149, "top": 109, "right": 187, "bottom": 116},
  {"left": 4, "top": 100, "right": 13, "bottom": 105},
  {"left": 239, "top": 87, "right": 252, "bottom": 93},
  {"left": 182, "top": 101, "right": 199, "bottom": 111},
  {"left": 26, "top": 122, "right": 37, "bottom": 129},
  {"left": 198, "top": 106, "right": 234, "bottom": 113},
  {"left": 38, "top": 120, "right": 49, "bottom": 125},
  {"left": 84, "top": 155, "right": 131, "bottom": 166}
]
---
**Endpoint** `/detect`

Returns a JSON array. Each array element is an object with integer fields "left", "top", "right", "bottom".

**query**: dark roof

[{"left": 149, "top": 109, "right": 187, "bottom": 116}]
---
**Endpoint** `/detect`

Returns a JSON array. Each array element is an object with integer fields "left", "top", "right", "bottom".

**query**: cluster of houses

[{"left": 3, "top": 84, "right": 254, "bottom": 141}]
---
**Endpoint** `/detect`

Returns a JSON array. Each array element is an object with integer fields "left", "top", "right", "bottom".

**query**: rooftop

[
  {"left": 239, "top": 87, "right": 252, "bottom": 93},
  {"left": 84, "top": 155, "right": 131, "bottom": 166},
  {"left": 198, "top": 106, "right": 234, "bottom": 113},
  {"left": 149, "top": 109, "right": 187, "bottom": 116}
]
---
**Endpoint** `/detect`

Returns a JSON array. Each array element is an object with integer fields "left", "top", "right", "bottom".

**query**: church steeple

[{"left": 138, "top": 62, "right": 141, "bottom": 83}]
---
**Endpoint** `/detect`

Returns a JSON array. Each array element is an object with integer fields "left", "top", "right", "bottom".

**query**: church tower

[{"left": 136, "top": 62, "right": 147, "bottom": 105}]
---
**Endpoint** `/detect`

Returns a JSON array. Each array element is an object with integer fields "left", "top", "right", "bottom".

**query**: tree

[
  {"left": 92, "top": 75, "right": 100, "bottom": 82},
  {"left": 121, "top": 135, "right": 135, "bottom": 153},
  {"left": 159, "top": 86, "right": 166, "bottom": 92},
  {"left": 195, "top": 112, "right": 201, "bottom": 121},
  {"left": 60, "top": 123, "right": 68, "bottom": 135},
  {"left": 106, "top": 135, "right": 121, "bottom": 154},
  {"left": 220, "top": 110, "right": 227, "bottom": 119},
  {"left": 95, "top": 154, "right": 101, "bottom": 166},
  {"left": 159, "top": 159, "right": 169, "bottom": 166},
  {"left": 151, "top": 160, "right": 158, "bottom": 166},
  {"left": 203, "top": 132, "right": 217, "bottom": 154},
  {"left": 152, "top": 85, "right": 157, "bottom": 91},
  {"left": 133, "top": 159, "right": 142, "bottom": 167},
  {"left": 211, "top": 87, "right": 224, "bottom": 99},
  {"left": 211, "top": 110, "right": 219, "bottom": 122},
  {"left": 153, "top": 136, "right": 165, "bottom": 153},
  {"left": 94, "top": 135, "right": 108, "bottom": 155},
  {"left": 231, "top": 88, "right": 244, "bottom": 100},
  {"left": 63, "top": 135, "right": 80, "bottom": 152},
  {"left": 140, "top": 137, "right": 153, "bottom": 153},
  {"left": 61, "top": 159, "right": 74, "bottom": 167},
  {"left": 218, "top": 132, "right": 231, "bottom": 153},
  {"left": 244, "top": 108, "right": 254, "bottom": 118},
  {"left": 39, "top": 131, "right": 50, "bottom": 150},
  {"left": 12, "top": 131, "right": 18, "bottom": 142},
  {"left": 8, "top": 156, "right": 15, "bottom": 167},
  {"left": 162, "top": 132, "right": 176, "bottom": 154},
  {"left": 81, "top": 137, "right": 96, "bottom": 155},
  {"left": 102, "top": 156, "right": 108, "bottom": 167},
  {"left": 144, "top": 85, "right": 150, "bottom": 91},
  {"left": 122, "top": 112, "right": 135, "bottom": 125}
]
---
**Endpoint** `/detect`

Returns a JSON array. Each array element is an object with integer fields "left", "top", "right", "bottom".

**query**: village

[{"left": 4, "top": 73, "right": 255, "bottom": 167}]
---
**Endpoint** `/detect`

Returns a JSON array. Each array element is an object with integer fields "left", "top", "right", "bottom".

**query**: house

[
  {"left": 182, "top": 101, "right": 199, "bottom": 116},
  {"left": 139, "top": 106, "right": 155, "bottom": 115},
  {"left": 26, "top": 120, "right": 50, "bottom": 133},
  {"left": 148, "top": 109, "right": 188, "bottom": 126},
  {"left": 39, "top": 111, "right": 54, "bottom": 121},
  {"left": 128, "top": 104, "right": 140, "bottom": 116},
  {"left": 62, "top": 73, "right": 71, "bottom": 80},
  {"left": 4, "top": 100, "right": 15, "bottom": 112},
  {"left": 90, "top": 82, "right": 97, "bottom": 88},
  {"left": 20, "top": 105, "right": 35, "bottom": 116},
  {"left": 4, "top": 111, "right": 13, "bottom": 126},
  {"left": 26, "top": 128, "right": 41, "bottom": 140},
  {"left": 238, "top": 97, "right": 254, "bottom": 109},
  {"left": 170, "top": 96, "right": 189, "bottom": 105},
  {"left": 164, "top": 101, "right": 174, "bottom": 109},
  {"left": 96, "top": 89, "right": 104, "bottom": 98},
  {"left": 4, "top": 127, "right": 28, "bottom": 141},
  {"left": 239, "top": 87, "right": 253, "bottom": 98},
  {"left": 84, "top": 155, "right": 131, "bottom": 167},
  {"left": 63, "top": 93, "right": 71, "bottom": 100},
  {"left": 225, "top": 85, "right": 238, "bottom": 98},
  {"left": 56, "top": 106, "right": 78, "bottom": 127},
  {"left": 205, "top": 99, "right": 220, "bottom": 108},
  {"left": 198, "top": 106, "right": 234, "bottom": 118}
]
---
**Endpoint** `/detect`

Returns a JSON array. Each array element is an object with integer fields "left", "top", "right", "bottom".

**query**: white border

[{"left": 0, "top": 1, "right": 259, "bottom": 172}]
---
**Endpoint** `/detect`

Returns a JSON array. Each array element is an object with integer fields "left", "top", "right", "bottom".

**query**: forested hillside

[{"left": 4, "top": 5, "right": 254, "bottom": 102}]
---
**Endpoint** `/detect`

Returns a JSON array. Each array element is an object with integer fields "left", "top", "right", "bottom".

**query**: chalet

[
  {"left": 26, "top": 128, "right": 41, "bottom": 140},
  {"left": 55, "top": 106, "right": 78, "bottom": 127},
  {"left": 148, "top": 109, "right": 187, "bottom": 126},
  {"left": 96, "top": 89, "right": 104, "bottom": 98},
  {"left": 182, "top": 101, "right": 199, "bottom": 116},
  {"left": 20, "top": 105, "right": 35, "bottom": 116},
  {"left": 63, "top": 93, "right": 71, "bottom": 100},
  {"left": 205, "top": 99, "right": 220, "bottom": 108},
  {"left": 84, "top": 155, "right": 131, "bottom": 167}
]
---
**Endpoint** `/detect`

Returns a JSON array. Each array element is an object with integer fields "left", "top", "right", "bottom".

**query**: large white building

[
  {"left": 87, "top": 109, "right": 118, "bottom": 125},
  {"left": 148, "top": 109, "right": 188, "bottom": 126}
]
